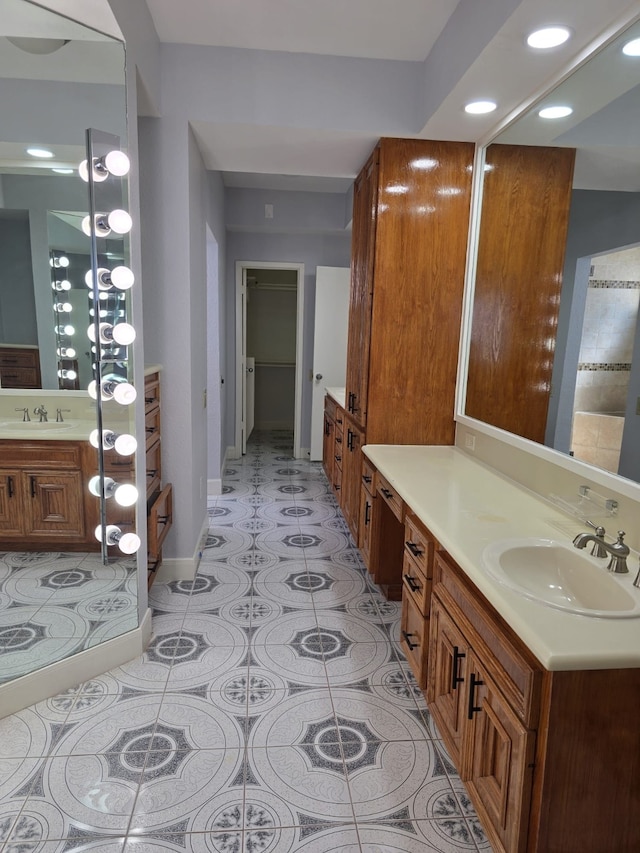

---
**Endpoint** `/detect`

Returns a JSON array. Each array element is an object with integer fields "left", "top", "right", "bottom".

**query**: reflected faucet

[
  {"left": 14, "top": 407, "right": 30, "bottom": 422},
  {"left": 33, "top": 405, "right": 48, "bottom": 423},
  {"left": 573, "top": 528, "right": 629, "bottom": 574}
]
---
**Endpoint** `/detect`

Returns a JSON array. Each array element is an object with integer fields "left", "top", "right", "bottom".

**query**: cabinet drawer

[
  {"left": 434, "top": 553, "right": 541, "bottom": 728},
  {"left": 402, "top": 551, "right": 431, "bottom": 616},
  {"left": 148, "top": 482, "right": 173, "bottom": 561},
  {"left": 400, "top": 592, "right": 429, "bottom": 687},
  {"left": 361, "top": 458, "right": 375, "bottom": 494},
  {"left": 404, "top": 513, "right": 436, "bottom": 577},
  {"left": 0, "top": 348, "right": 39, "bottom": 368},
  {"left": 146, "top": 439, "right": 162, "bottom": 498},
  {"left": 377, "top": 473, "right": 403, "bottom": 521},
  {"left": 0, "top": 367, "right": 40, "bottom": 388},
  {"left": 144, "top": 372, "right": 161, "bottom": 411},
  {"left": 332, "top": 463, "right": 342, "bottom": 497},
  {"left": 145, "top": 405, "right": 161, "bottom": 450},
  {"left": 0, "top": 441, "right": 82, "bottom": 469},
  {"left": 324, "top": 395, "right": 337, "bottom": 422},
  {"left": 335, "top": 406, "right": 345, "bottom": 433}
]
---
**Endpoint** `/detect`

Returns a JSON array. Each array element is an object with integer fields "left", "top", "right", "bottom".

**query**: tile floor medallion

[{"left": 0, "top": 430, "right": 493, "bottom": 852}]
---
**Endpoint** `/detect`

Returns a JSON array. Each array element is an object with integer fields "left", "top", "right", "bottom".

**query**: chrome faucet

[
  {"left": 14, "top": 407, "right": 30, "bottom": 422},
  {"left": 33, "top": 405, "right": 48, "bottom": 423},
  {"left": 56, "top": 408, "right": 70, "bottom": 423},
  {"left": 573, "top": 527, "right": 629, "bottom": 574}
]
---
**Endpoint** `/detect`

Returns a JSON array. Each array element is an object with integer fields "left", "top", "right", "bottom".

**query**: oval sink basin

[
  {"left": 482, "top": 538, "right": 640, "bottom": 618},
  {"left": 0, "top": 421, "right": 76, "bottom": 432}
]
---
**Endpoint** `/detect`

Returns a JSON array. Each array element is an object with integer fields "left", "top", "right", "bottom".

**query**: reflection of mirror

[
  {"left": 465, "top": 19, "right": 640, "bottom": 486},
  {"left": 0, "top": 0, "right": 134, "bottom": 689}
]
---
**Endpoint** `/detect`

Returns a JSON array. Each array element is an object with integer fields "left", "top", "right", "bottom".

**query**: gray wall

[
  {"left": 0, "top": 212, "right": 37, "bottom": 346},
  {"left": 548, "top": 189, "right": 640, "bottom": 480}
]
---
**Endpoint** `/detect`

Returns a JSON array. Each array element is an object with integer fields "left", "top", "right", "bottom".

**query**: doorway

[{"left": 234, "top": 261, "right": 305, "bottom": 458}]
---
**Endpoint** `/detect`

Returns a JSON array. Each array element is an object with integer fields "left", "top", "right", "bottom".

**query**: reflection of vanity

[
  {"left": 0, "top": 345, "right": 41, "bottom": 389},
  {"left": 0, "top": 437, "right": 98, "bottom": 549}
]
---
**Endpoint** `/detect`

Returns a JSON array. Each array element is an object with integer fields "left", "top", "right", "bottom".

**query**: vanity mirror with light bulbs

[
  {"left": 458, "top": 15, "right": 640, "bottom": 498},
  {"left": 0, "top": 0, "right": 145, "bottom": 696}
]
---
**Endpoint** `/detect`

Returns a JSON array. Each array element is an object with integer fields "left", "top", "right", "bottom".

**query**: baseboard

[
  {"left": 0, "top": 608, "right": 153, "bottom": 720},
  {"left": 227, "top": 444, "right": 240, "bottom": 461},
  {"left": 300, "top": 446, "right": 310, "bottom": 459},
  {"left": 207, "top": 478, "right": 222, "bottom": 496},
  {"left": 155, "top": 516, "right": 208, "bottom": 583}
]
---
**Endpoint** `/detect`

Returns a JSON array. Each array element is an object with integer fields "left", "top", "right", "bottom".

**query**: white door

[
  {"left": 246, "top": 356, "right": 255, "bottom": 443},
  {"left": 310, "top": 266, "right": 350, "bottom": 460}
]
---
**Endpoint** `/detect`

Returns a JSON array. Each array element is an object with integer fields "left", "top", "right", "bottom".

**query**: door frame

[{"left": 234, "top": 260, "right": 305, "bottom": 458}]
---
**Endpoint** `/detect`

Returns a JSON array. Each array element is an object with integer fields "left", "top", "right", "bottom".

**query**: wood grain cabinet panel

[
  {"left": 341, "top": 137, "right": 473, "bottom": 552},
  {"left": 466, "top": 144, "right": 576, "bottom": 443},
  {"left": 0, "top": 469, "right": 24, "bottom": 536}
]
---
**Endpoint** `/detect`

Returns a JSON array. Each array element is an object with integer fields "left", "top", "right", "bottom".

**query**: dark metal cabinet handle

[
  {"left": 406, "top": 541, "right": 423, "bottom": 558},
  {"left": 336, "top": 436, "right": 342, "bottom": 444},
  {"left": 402, "top": 630, "right": 419, "bottom": 651},
  {"left": 364, "top": 501, "right": 371, "bottom": 526},
  {"left": 404, "top": 573, "right": 420, "bottom": 593},
  {"left": 467, "top": 673, "right": 484, "bottom": 719},
  {"left": 452, "top": 646, "right": 465, "bottom": 690},
  {"left": 334, "top": 454, "right": 342, "bottom": 463},
  {"left": 7, "top": 476, "right": 14, "bottom": 498},
  {"left": 380, "top": 487, "right": 394, "bottom": 500},
  {"left": 30, "top": 476, "right": 37, "bottom": 498},
  {"left": 362, "top": 474, "right": 372, "bottom": 484}
]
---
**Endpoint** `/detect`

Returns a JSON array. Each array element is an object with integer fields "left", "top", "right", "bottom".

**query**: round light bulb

[
  {"left": 111, "top": 323, "right": 136, "bottom": 346},
  {"left": 112, "top": 382, "right": 137, "bottom": 405},
  {"left": 623, "top": 38, "right": 640, "bottom": 56},
  {"left": 57, "top": 256, "right": 70, "bottom": 268},
  {"left": 107, "top": 209, "right": 132, "bottom": 235},
  {"left": 114, "top": 483, "right": 138, "bottom": 507},
  {"left": 110, "top": 266, "right": 134, "bottom": 290},
  {"left": 55, "top": 302, "right": 72, "bottom": 312},
  {"left": 118, "top": 532, "right": 141, "bottom": 554},
  {"left": 57, "top": 368, "right": 77, "bottom": 380},
  {"left": 104, "top": 150, "right": 130, "bottom": 177},
  {"left": 88, "top": 475, "right": 115, "bottom": 497},
  {"left": 56, "top": 280, "right": 72, "bottom": 291},
  {"left": 81, "top": 215, "right": 93, "bottom": 237},
  {"left": 56, "top": 324, "right": 75, "bottom": 336},
  {"left": 114, "top": 433, "right": 137, "bottom": 456},
  {"left": 57, "top": 347, "right": 76, "bottom": 358},
  {"left": 87, "top": 379, "right": 98, "bottom": 400},
  {"left": 78, "top": 158, "right": 108, "bottom": 183}
]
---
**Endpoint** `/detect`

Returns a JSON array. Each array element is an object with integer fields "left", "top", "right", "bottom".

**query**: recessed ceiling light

[
  {"left": 52, "top": 168, "right": 74, "bottom": 175},
  {"left": 26, "top": 147, "right": 54, "bottom": 159},
  {"left": 464, "top": 100, "right": 497, "bottom": 115},
  {"left": 527, "top": 27, "right": 571, "bottom": 49},
  {"left": 538, "top": 105, "right": 573, "bottom": 119},
  {"left": 622, "top": 37, "right": 640, "bottom": 56}
]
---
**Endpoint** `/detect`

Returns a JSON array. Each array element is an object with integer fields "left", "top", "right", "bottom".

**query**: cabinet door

[
  {"left": 358, "top": 486, "right": 373, "bottom": 566},
  {"left": 400, "top": 592, "right": 429, "bottom": 688},
  {"left": 426, "top": 594, "right": 469, "bottom": 767},
  {"left": 0, "top": 469, "right": 24, "bottom": 536},
  {"left": 322, "top": 412, "right": 335, "bottom": 484},
  {"left": 345, "top": 150, "right": 378, "bottom": 427},
  {"left": 342, "top": 419, "right": 365, "bottom": 541},
  {"left": 25, "top": 470, "right": 86, "bottom": 538},
  {"left": 464, "top": 651, "right": 536, "bottom": 853}
]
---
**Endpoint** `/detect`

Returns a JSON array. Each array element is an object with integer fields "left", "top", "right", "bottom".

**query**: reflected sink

[
  {"left": 0, "top": 420, "right": 76, "bottom": 432},
  {"left": 481, "top": 538, "right": 640, "bottom": 618}
]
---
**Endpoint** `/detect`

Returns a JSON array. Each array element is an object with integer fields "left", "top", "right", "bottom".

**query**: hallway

[{"left": 0, "top": 431, "right": 490, "bottom": 852}]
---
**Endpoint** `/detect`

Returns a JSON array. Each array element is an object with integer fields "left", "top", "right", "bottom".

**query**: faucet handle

[
  {"left": 586, "top": 520, "right": 605, "bottom": 537},
  {"left": 585, "top": 520, "right": 607, "bottom": 557}
]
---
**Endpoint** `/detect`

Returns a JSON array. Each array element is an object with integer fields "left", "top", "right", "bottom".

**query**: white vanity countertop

[
  {"left": 325, "top": 386, "right": 346, "bottom": 408},
  {"left": 363, "top": 444, "right": 640, "bottom": 671},
  {"left": 0, "top": 420, "right": 96, "bottom": 441}
]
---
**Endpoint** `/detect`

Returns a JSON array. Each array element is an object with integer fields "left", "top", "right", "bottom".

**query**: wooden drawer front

[
  {"left": 324, "top": 395, "right": 337, "bottom": 422},
  {"left": 148, "top": 482, "right": 173, "bottom": 561},
  {"left": 332, "top": 462, "right": 342, "bottom": 497},
  {"left": 361, "top": 458, "right": 375, "bottom": 495},
  {"left": 434, "top": 553, "right": 541, "bottom": 728},
  {"left": 377, "top": 473, "right": 403, "bottom": 521},
  {"left": 0, "top": 367, "right": 40, "bottom": 388},
  {"left": 335, "top": 406, "right": 345, "bottom": 432},
  {"left": 333, "top": 430, "right": 344, "bottom": 470},
  {"left": 400, "top": 593, "right": 429, "bottom": 688},
  {"left": 0, "top": 348, "right": 39, "bottom": 368},
  {"left": 0, "top": 441, "right": 82, "bottom": 469},
  {"left": 402, "top": 551, "right": 431, "bottom": 616},
  {"left": 358, "top": 487, "right": 373, "bottom": 566},
  {"left": 144, "top": 373, "right": 161, "bottom": 410},
  {"left": 145, "top": 405, "right": 161, "bottom": 450},
  {"left": 404, "top": 513, "right": 436, "bottom": 577},
  {"left": 146, "top": 439, "right": 162, "bottom": 498}
]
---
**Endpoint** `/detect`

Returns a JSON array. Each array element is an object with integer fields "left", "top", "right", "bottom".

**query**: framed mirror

[
  {"left": 0, "top": 0, "right": 136, "bottom": 688},
  {"left": 462, "top": 16, "right": 640, "bottom": 488}
]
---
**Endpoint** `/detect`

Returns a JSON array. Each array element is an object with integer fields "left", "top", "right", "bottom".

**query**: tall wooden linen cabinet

[{"left": 338, "top": 138, "right": 474, "bottom": 546}]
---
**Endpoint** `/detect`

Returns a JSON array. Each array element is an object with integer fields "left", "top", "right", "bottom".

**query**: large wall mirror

[
  {"left": 0, "top": 0, "right": 136, "bottom": 688},
  {"left": 464, "top": 17, "right": 640, "bottom": 488}
]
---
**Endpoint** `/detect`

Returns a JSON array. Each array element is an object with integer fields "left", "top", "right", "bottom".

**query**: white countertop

[
  {"left": 0, "top": 420, "right": 96, "bottom": 441},
  {"left": 325, "top": 386, "right": 346, "bottom": 408},
  {"left": 363, "top": 444, "right": 640, "bottom": 671}
]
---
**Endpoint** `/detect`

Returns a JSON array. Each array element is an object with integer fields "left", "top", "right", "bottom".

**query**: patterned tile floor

[
  {"left": 0, "top": 430, "right": 493, "bottom": 852},
  {"left": 0, "top": 553, "right": 137, "bottom": 684}
]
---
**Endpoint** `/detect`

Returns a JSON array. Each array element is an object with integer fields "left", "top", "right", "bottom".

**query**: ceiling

[{"left": 142, "top": 0, "right": 640, "bottom": 191}]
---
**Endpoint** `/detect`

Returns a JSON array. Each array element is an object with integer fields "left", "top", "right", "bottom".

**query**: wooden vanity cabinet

[
  {"left": 144, "top": 370, "right": 173, "bottom": 586},
  {"left": 322, "top": 395, "right": 336, "bottom": 486},
  {"left": 341, "top": 415, "right": 364, "bottom": 536},
  {"left": 400, "top": 512, "right": 436, "bottom": 687},
  {"left": 428, "top": 553, "right": 540, "bottom": 853},
  {"left": 0, "top": 441, "right": 97, "bottom": 548},
  {"left": 358, "top": 458, "right": 375, "bottom": 566},
  {"left": 341, "top": 137, "right": 474, "bottom": 547}
]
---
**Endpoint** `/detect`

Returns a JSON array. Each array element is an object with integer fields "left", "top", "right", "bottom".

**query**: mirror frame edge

[{"left": 454, "top": 7, "right": 640, "bottom": 507}]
